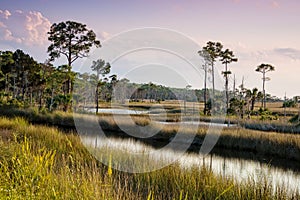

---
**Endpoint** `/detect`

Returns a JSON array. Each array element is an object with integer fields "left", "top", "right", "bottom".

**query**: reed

[{"left": 0, "top": 117, "right": 299, "bottom": 199}]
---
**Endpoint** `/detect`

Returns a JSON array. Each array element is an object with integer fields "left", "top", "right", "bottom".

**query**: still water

[
  {"left": 81, "top": 136, "right": 300, "bottom": 195},
  {"left": 87, "top": 108, "right": 149, "bottom": 115},
  {"left": 85, "top": 108, "right": 234, "bottom": 127}
]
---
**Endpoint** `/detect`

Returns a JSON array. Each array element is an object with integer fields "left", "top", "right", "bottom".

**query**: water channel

[
  {"left": 80, "top": 136, "right": 300, "bottom": 195},
  {"left": 78, "top": 108, "right": 300, "bottom": 194}
]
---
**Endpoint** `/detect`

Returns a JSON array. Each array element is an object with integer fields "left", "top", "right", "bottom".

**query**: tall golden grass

[{"left": 0, "top": 117, "right": 299, "bottom": 199}]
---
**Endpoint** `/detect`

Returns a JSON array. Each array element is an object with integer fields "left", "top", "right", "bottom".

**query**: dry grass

[
  {"left": 72, "top": 114, "right": 300, "bottom": 161},
  {"left": 0, "top": 107, "right": 299, "bottom": 159},
  {"left": 253, "top": 102, "right": 298, "bottom": 114},
  {"left": 0, "top": 117, "right": 299, "bottom": 199}
]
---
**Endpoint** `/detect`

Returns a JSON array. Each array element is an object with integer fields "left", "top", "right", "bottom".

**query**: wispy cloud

[
  {"left": 98, "top": 31, "right": 111, "bottom": 40},
  {"left": 0, "top": 9, "right": 51, "bottom": 46},
  {"left": 0, "top": 10, "right": 11, "bottom": 19},
  {"left": 273, "top": 48, "right": 300, "bottom": 60},
  {"left": 232, "top": 0, "right": 280, "bottom": 9},
  {"left": 271, "top": 0, "right": 280, "bottom": 9},
  {"left": 231, "top": 0, "right": 241, "bottom": 4}
]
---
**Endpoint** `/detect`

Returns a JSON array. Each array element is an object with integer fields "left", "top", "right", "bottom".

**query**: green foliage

[
  {"left": 47, "top": 21, "right": 101, "bottom": 111},
  {"left": 228, "top": 97, "right": 246, "bottom": 116},
  {"left": 0, "top": 98, "right": 24, "bottom": 108},
  {"left": 47, "top": 21, "right": 101, "bottom": 66},
  {"left": 283, "top": 99, "right": 297, "bottom": 108},
  {"left": 46, "top": 94, "right": 72, "bottom": 111},
  {"left": 258, "top": 108, "right": 278, "bottom": 120},
  {"left": 289, "top": 115, "right": 300, "bottom": 125},
  {"left": 201, "top": 41, "right": 223, "bottom": 63},
  {"left": 255, "top": 63, "right": 275, "bottom": 73}
]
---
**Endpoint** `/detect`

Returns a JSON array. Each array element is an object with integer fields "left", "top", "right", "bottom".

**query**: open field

[
  {"left": 115, "top": 100, "right": 298, "bottom": 114},
  {"left": 0, "top": 117, "right": 299, "bottom": 199}
]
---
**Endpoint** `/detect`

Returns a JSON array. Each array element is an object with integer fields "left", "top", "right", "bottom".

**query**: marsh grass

[
  {"left": 239, "top": 118, "right": 300, "bottom": 133},
  {"left": 78, "top": 114, "right": 300, "bottom": 161},
  {"left": 1, "top": 107, "right": 300, "bottom": 161},
  {"left": 0, "top": 118, "right": 109, "bottom": 199},
  {"left": 0, "top": 117, "right": 299, "bottom": 199}
]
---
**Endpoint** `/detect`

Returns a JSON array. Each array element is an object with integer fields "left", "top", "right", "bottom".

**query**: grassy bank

[
  {"left": 240, "top": 119, "right": 300, "bottom": 133},
  {"left": 1, "top": 107, "right": 300, "bottom": 161},
  {"left": 1, "top": 107, "right": 299, "bottom": 133},
  {"left": 0, "top": 117, "right": 299, "bottom": 199},
  {"left": 77, "top": 114, "right": 300, "bottom": 161}
]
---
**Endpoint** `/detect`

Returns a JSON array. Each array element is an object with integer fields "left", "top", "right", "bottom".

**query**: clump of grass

[
  {"left": 0, "top": 118, "right": 113, "bottom": 199},
  {"left": 0, "top": 117, "right": 26, "bottom": 130},
  {"left": 217, "top": 127, "right": 300, "bottom": 160},
  {"left": 0, "top": 137, "right": 56, "bottom": 198},
  {"left": 241, "top": 118, "right": 300, "bottom": 133}
]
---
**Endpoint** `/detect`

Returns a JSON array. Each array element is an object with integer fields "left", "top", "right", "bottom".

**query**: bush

[
  {"left": 283, "top": 100, "right": 297, "bottom": 108},
  {"left": 258, "top": 108, "right": 278, "bottom": 120},
  {"left": 289, "top": 115, "right": 300, "bottom": 125}
]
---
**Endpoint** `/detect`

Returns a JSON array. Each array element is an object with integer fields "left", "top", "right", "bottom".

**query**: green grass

[{"left": 0, "top": 117, "right": 299, "bottom": 199}]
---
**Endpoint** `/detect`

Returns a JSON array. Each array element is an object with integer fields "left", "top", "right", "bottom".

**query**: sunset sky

[{"left": 0, "top": 0, "right": 299, "bottom": 98}]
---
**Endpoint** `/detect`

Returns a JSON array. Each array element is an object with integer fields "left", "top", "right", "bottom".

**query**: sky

[{"left": 0, "top": 0, "right": 299, "bottom": 99}]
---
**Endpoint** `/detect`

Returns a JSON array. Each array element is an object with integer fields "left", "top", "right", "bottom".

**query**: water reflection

[
  {"left": 81, "top": 136, "right": 300, "bottom": 194},
  {"left": 87, "top": 108, "right": 149, "bottom": 114},
  {"left": 85, "top": 108, "right": 233, "bottom": 127},
  {"left": 157, "top": 121, "right": 236, "bottom": 127}
]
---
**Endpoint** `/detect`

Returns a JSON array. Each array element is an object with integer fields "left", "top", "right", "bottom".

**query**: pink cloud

[
  {"left": 0, "top": 9, "right": 51, "bottom": 46},
  {"left": 256, "top": 0, "right": 280, "bottom": 9},
  {"left": 98, "top": 31, "right": 111, "bottom": 40},
  {"left": 271, "top": 1, "right": 280, "bottom": 8},
  {"left": 0, "top": 10, "right": 11, "bottom": 19},
  {"left": 231, "top": 0, "right": 241, "bottom": 3},
  {"left": 232, "top": 0, "right": 280, "bottom": 9},
  {"left": 0, "top": 21, "right": 6, "bottom": 28}
]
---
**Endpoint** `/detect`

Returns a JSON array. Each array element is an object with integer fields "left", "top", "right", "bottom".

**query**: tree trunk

[
  {"left": 211, "top": 62, "right": 215, "bottom": 114},
  {"left": 233, "top": 74, "right": 236, "bottom": 98},
  {"left": 68, "top": 41, "right": 72, "bottom": 95},
  {"left": 22, "top": 69, "right": 26, "bottom": 102},
  {"left": 39, "top": 89, "right": 44, "bottom": 111},
  {"left": 29, "top": 88, "right": 33, "bottom": 106},
  {"left": 212, "top": 62, "right": 215, "bottom": 97},
  {"left": 63, "top": 47, "right": 73, "bottom": 112},
  {"left": 297, "top": 97, "right": 300, "bottom": 124},
  {"left": 5, "top": 74, "right": 9, "bottom": 94},
  {"left": 262, "top": 71, "right": 266, "bottom": 109},
  {"left": 203, "top": 66, "right": 207, "bottom": 115},
  {"left": 225, "top": 62, "right": 229, "bottom": 112},
  {"left": 49, "top": 88, "right": 55, "bottom": 112},
  {"left": 251, "top": 98, "right": 255, "bottom": 111},
  {"left": 12, "top": 66, "right": 17, "bottom": 99},
  {"left": 95, "top": 83, "right": 99, "bottom": 114}
]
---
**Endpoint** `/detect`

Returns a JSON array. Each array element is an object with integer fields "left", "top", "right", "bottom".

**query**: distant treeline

[
  {"left": 0, "top": 49, "right": 214, "bottom": 110},
  {"left": 0, "top": 49, "right": 290, "bottom": 116}
]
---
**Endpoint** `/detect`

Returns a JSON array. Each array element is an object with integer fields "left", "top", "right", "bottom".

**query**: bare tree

[{"left": 198, "top": 49, "right": 211, "bottom": 115}]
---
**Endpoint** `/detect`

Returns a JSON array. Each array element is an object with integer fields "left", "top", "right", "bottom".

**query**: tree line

[{"left": 0, "top": 20, "right": 298, "bottom": 119}]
